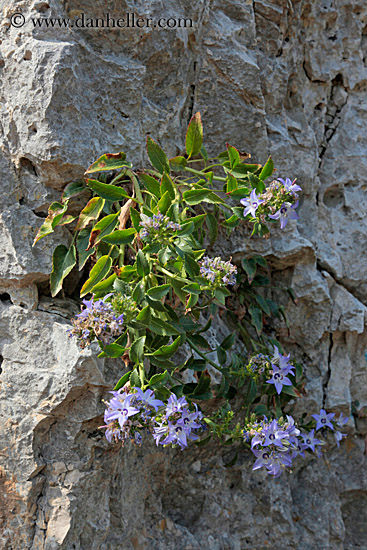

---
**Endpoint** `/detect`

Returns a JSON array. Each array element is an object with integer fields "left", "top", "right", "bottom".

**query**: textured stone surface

[{"left": 1, "top": 0, "right": 367, "bottom": 548}]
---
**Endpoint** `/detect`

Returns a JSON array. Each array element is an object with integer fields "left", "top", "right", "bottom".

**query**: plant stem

[
  {"left": 187, "top": 338, "right": 223, "bottom": 370},
  {"left": 183, "top": 166, "right": 227, "bottom": 182}
]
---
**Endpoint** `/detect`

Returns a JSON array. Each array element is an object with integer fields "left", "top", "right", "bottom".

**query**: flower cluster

[
  {"left": 153, "top": 394, "right": 204, "bottom": 449},
  {"left": 266, "top": 346, "right": 295, "bottom": 395},
  {"left": 244, "top": 408, "right": 350, "bottom": 477},
  {"left": 244, "top": 416, "right": 322, "bottom": 477},
  {"left": 240, "top": 178, "right": 302, "bottom": 230},
  {"left": 312, "top": 409, "right": 349, "bottom": 448},
  {"left": 67, "top": 295, "right": 124, "bottom": 348},
  {"left": 140, "top": 212, "right": 181, "bottom": 240},
  {"left": 198, "top": 256, "right": 237, "bottom": 286},
  {"left": 246, "top": 346, "right": 295, "bottom": 395},
  {"left": 101, "top": 388, "right": 204, "bottom": 449},
  {"left": 246, "top": 353, "right": 272, "bottom": 381}
]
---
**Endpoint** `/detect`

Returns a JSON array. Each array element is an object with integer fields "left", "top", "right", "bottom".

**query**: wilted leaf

[
  {"left": 76, "top": 197, "right": 105, "bottom": 231},
  {"left": 85, "top": 152, "right": 128, "bottom": 174},
  {"left": 33, "top": 201, "right": 69, "bottom": 245}
]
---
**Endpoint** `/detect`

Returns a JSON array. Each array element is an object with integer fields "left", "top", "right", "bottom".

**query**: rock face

[{"left": 1, "top": 0, "right": 367, "bottom": 548}]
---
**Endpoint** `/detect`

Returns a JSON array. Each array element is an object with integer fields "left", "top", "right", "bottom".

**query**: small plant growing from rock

[{"left": 34, "top": 113, "right": 348, "bottom": 477}]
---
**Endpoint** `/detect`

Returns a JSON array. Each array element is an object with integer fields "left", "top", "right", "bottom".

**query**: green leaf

[
  {"left": 61, "top": 180, "right": 86, "bottom": 201},
  {"left": 248, "top": 304, "right": 263, "bottom": 335},
  {"left": 184, "top": 254, "right": 200, "bottom": 277},
  {"left": 148, "top": 370, "right": 170, "bottom": 389},
  {"left": 118, "top": 265, "right": 136, "bottom": 281},
  {"left": 228, "top": 187, "right": 250, "bottom": 199},
  {"left": 242, "top": 258, "right": 257, "bottom": 281},
  {"left": 157, "top": 190, "right": 172, "bottom": 215},
  {"left": 226, "top": 174, "right": 238, "bottom": 193},
  {"left": 217, "top": 347, "right": 227, "bottom": 365},
  {"left": 129, "top": 207, "right": 141, "bottom": 231},
  {"left": 213, "top": 289, "right": 226, "bottom": 305},
  {"left": 160, "top": 173, "right": 175, "bottom": 200},
  {"left": 200, "top": 145, "right": 208, "bottom": 162},
  {"left": 80, "top": 255, "right": 112, "bottom": 297},
  {"left": 253, "top": 255, "right": 267, "bottom": 268},
  {"left": 249, "top": 173, "right": 265, "bottom": 194},
  {"left": 206, "top": 213, "right": 218, "bottom": 245},
  {"left": 222, "top": 214, "right": 239, "bottom": 229},
  {"left": 146, "top": 284, "right": 171, "bottom": 300},
  {"left": 146, "top": 136, "right": 170, "bottom": 174},
  {"left": 50, "top": 244, "right": 76, "bottom": 297},
  {"left": 85, "top": 152, "right": 128, "bottom": 173},
  {"left": 281, "top": 385, "right": 300, "bottom": 398},
  {"left": 130, "top": 368, "right": 141, "bottom": 388},
  {"left": 86, "top": 179, "right": 130, "bottom": 201},
  {"left": 254, "top": 294, "right": 271, "bottom": 316},
  {"left": 228, "top": 163, "right": 262, "bottom": 178},
  {"left": 33, "top": 201, "right": 69, "bottom": 245},
  {"left": 148, "top": 336, "right": 181, "bottom": 358},
  {"left": 113, "top": 371, "right": 132, "bottom": 391},
  {"left": 169, "top": 156, "right": 187, "bottom": 171},
  {"left": 183, "top": 188, "right": 224, "bottom": 206},
  {"left": 254, "top": 404, "right": 269, "bottom": 416},
  {"left": 130, "top": 336, "right": 146, "bottom": 364},
  {"left": 244, "top": 379, "right": 257, "bottom": 406},
  {"left": 101, "top": 228, "right": 136, "bottom": 245},
  {"left": 132, "top": 282, "right": 145, "bottom": 303},
  {"left": 226, "top": 143, "right": 240, "bottom": 168},
  {"left": 135, "top": 305, "right": 151, "bottom": 326},
  {"left": 193, "top": 373, "right": 211, "bottom": 399},
  {"left": 220, "top": 333, "right": 235, "bottom": 350},
  {"left": 76, "top": 197, "right": 105, "bottom": 231},
  {"left": 186, "top": 112, "right": 203, "bottom": 158},
  {"left": 140, "top": 173, "right": 161, "bottom": 198},
  {"left": 181, "top": 214, "right": 206, "bottom": 229},
  {"left": 91, "top": 213, "right": 119, "bottom": 245},
  {"left": 145, "top": 296, "right": 167, "bottom": 312},
  {"left": 189, "top": 334, "right": 211, "bottom": 350},
  {"left": 89, "top": 273, "right": 117, "bottom": 294},
  {"left": 149, "top": 317, "right": 182, "bottom": 336},
  {"left": 136, "top": 250, "right": 150, "bottom": 277},
  {"left": 76, "top": 228, "right": 94, "bottom": 270},
  {"left": 259, "top": 156, "right": 274, "bottom": 181},
  {"left": 182, "top": 282, "right": 202, "bottom": 295},
  {"left": 100, "top": 343, "right": 126, "bottom": 358}
]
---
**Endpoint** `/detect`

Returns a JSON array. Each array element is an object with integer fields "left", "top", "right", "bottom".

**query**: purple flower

[
  {"left": 312, "top": 409, "right": 335, "bottom": 431},
  {"left": 277, "top": 177, "right": 302, "bottom": 194},
  {"left": 269, "top": 202, "right": 299, "bottom": 229},
  {"left": 301, "top": 429, "right": 322, "bottom": 452},
  {"left": 284, "top": 415, "right": 301, "bottom": 438},
  {"left": 105, "top": 394, "right": 140, "bottom": 427},
  {"left": 271, "top": 346, "right": 295, "bottom": 376},
  {"left": 266, "top": 365, "right": 293, "bottom": 395},
  {"left": 334, "top": 431, "right": 346, "bottom": 447},
  {"left": 262, "top": 419, "right": 288, "bottom": 448},
  {"left": 165, "top": 394, "right": 189, "bottom": 418},
  {"left": 336, "top": 412, "right": 349, "bottom": 427},
  {"left": 252, "top": 449, "right": 273, "bottom": 471},
  {"left": 152, "top": 422, "right": 170, "bottom": 446},
  {"left": 178, "top": 408, "right": 203, "bottom": 433},
  {"left": 134, "top": 387, "right": 164, "bottom": 412},
  {"left": 240, "top": 189, "right": 264, "bottom": 218}
]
